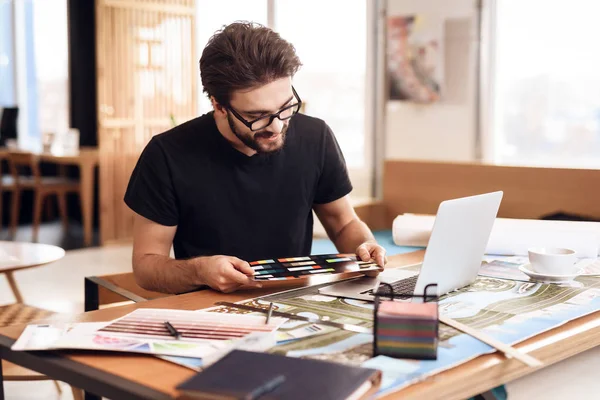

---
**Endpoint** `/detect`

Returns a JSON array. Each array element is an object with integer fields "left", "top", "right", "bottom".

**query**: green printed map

[{"left": 207, "top": 263, "right": 600, "bottom": 397}]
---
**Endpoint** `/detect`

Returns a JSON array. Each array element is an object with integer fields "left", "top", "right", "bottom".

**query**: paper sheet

[
  {"left": 11, "top": 322, "right": 232, "bottom": 358},
  {"left": 96, "top": 308, "right": 286, "bottom": 341},
  {"left": 11, "top": 309, "right": 286, "bottom": 360},
  {"left": 392, "top": 214, "right": 600, "bottom": 257}
]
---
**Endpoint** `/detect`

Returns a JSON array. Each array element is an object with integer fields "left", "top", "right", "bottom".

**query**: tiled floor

[{"left": 1, "top": 223, "right": 600, "bottom": 399}]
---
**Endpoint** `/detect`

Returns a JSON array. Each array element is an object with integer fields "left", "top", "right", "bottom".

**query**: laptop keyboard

[{"left": 362, "top": 275, "right": 419, "bottom": 299}]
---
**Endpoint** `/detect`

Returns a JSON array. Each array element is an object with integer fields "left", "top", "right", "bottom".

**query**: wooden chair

[
  {"left": 6, "top": 151, "right": 80, "bottom": 242},
  {"left": 0, "top": 158, "right": 17, "bottom": 232}
]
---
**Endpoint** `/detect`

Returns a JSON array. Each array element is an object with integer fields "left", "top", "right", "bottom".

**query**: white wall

[{"left": 384, "top": 0, "right": 479, "bottom": 161}]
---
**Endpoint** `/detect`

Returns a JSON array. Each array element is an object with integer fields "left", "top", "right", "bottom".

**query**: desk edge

[{"left": 0, "top": 334, "right": 172, "bottom": 400}]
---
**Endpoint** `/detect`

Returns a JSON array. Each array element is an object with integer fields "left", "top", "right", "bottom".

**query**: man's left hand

[{"left": 355, "top": 241, "right": 387, "bottom": 268}]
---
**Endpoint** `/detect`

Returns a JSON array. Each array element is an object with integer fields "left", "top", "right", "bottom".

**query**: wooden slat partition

[
  {"left": 378, "top": 160, "right": 600, "bottom": 228},
  {"left": 96, "top": 0, "right": 196, "bottom": 244}
]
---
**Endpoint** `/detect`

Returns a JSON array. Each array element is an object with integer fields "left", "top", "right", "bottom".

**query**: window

[
  {"left": 2, "top": 0, "right": 69, "bottom": 150},
  {"left": 488, "top": 0, "right": 600, "bottom": 168},
  {"left": 275, "top": 0, "right": 369, "bottom": 171},
  {"left": 32, "top": 0, "right": 69, "bottom": 137},
  {"left": 0, "top": 0, "right": 16, "bottom": 106}
]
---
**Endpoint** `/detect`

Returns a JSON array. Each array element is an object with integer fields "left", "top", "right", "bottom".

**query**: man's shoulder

[
  {"left": 151, "top": 112, "right": 215, "bottom": 148},
  {"left": 292, "top": 112, "right": 328, "bottom": 132},
  {"left": 290, "top": 113, "right": 333, "bottom": 146}
]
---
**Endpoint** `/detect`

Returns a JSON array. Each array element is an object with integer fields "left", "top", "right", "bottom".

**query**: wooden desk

[
  {"left": 1, "top": 250, "right": 600, "bottom": 400},
  {"left": 0, "top": 147, "right": 99, "bottom": 246}
]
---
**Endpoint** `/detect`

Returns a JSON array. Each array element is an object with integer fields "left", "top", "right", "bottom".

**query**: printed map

[{"left": 207, "top": 262, "right": 600, "bottom": 397}]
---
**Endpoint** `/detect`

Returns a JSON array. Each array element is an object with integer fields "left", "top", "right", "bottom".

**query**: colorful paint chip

[
  {"left": 283, "top": 261, "right": 316, "bottom": 267},
  {"left": 249, "top": 259, "right": 275, "bottom": 266},
  {"left": 310, "top": 268, "right": 335, "bottom": 274},
  {"left": 288, "top": 266, "right": 315, "bottom": 272},
  {"left": 326, "top": 257, "right": 352, "bottom": 263},
  {"left": 277, "top": 257, "right": 311, "bottom": 262}
]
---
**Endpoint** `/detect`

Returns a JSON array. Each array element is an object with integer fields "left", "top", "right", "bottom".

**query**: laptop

[{"left": 318, "top": 191, "right": 503, "bottom": 301}]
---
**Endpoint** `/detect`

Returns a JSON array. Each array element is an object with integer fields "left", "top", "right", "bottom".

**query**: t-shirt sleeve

[
  {"left": 313, "top": 122, "right": 353, "bottom": 204},
  {"left": 124, "top": 137, "right": 179, "bottom": 226}
]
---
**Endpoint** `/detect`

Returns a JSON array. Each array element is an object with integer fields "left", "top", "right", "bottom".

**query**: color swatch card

[
  {"left": 97, "top": 308, "right": 286, "bottom": 341},
  {"left": 249, "top": 253, "right": 381, "bottom": 281},
  {"left": 11, "top": 321, "right": 224, "bottom": 359},
  {"left": 374, "top": 301, "right": 439, "bottom": 360},
  {"left": 11, "top": 309, "right": 285, "bottom": 360}
]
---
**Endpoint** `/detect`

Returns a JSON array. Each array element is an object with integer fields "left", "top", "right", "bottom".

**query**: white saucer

[{"left": 519, "top": 264, "right": 583, "bottom": 283}]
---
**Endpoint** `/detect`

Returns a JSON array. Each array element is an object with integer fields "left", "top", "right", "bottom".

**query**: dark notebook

[{"left": 176, "top": 350, "right": 382, "bottom": 400}]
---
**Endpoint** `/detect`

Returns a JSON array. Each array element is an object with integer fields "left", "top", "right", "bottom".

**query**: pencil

[
  {"left": 265, "top": 303, "right": 274, "bottom": 324},
  {"left": 164, "top": 320, "right": 182, "bottom": 339}
]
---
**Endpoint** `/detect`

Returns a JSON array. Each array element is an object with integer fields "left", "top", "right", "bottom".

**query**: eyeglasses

[{"left": 227, "top": 86, "right": 302, "bottom": 131}]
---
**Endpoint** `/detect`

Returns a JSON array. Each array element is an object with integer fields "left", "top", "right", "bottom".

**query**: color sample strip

[
  {"left": 98, "top": 308, "right": 282, "bottom": 342},
  {"left": 326, "top": 257, "right": 352, "bottom": 263},
  {"left": 375, "top": 300, "right": 438, "bottom": 360},
  {"left": 249, "top": 259, "right": 275, "bottom": 266},
  {"left": 278, "top": 257, "right": 311, "bottom": 262},
  {"left": 255, "top": 270, "right": 280, "bottom": 275},
  {"left": 309, "top": 268, "right": 335, "bottom": 274},
  {"left": 288, "top": 266, "right": 315, "bottom": 272},
  {"left": 282, "top": 261, "right": 316, "bottom": 267},
  {"left": 359, "top": 263, "right": 379, "bottom": 268}
]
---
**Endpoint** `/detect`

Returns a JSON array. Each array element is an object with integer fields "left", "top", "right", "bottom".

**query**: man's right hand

[{"left": 195, "top": 255, "right": 262, "bottom": 293}]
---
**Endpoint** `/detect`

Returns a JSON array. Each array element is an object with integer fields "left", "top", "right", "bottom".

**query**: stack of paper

[
  {"left": 392, "top": 214, "right": 600, "bottom": 257},
  {"left": 375, "top": 301, "right": 438, "bottom": 360}
]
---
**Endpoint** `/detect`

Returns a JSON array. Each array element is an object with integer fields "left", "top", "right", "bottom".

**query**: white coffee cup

[{"left": 528, "top": 247, "right": 578, "bottom": 275}]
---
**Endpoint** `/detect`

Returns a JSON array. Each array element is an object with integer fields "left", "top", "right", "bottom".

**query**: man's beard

[{"left": 227, "top": 112, "right": 288, "bottom": 154}]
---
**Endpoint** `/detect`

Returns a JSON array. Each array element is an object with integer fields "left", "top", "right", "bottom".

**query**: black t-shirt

[{"left": 124, "top": 111, "right": 353, "bottom": 262}]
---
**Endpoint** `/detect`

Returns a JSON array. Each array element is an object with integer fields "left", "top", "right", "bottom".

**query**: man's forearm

[
  {"left": 332, "top": 218, "right": 376, "bottom": 253},
  {"left": 133, "top": 254, "right": 202, "bottom": 294}
]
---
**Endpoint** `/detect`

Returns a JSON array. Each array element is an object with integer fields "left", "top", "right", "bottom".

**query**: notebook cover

[{"left": 176, "top": 350, "right": 381, "bottom": 400}]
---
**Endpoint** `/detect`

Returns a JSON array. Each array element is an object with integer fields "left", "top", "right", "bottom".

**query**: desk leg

[
  {"left": 84, "top": 277, "right": 99, "bottom": 312},
  {"left": 474, "top": 386, "right": 508, "bottom": 400},
  {"left": 84, "top": 391, "right": 101, "bottom": 400},
  {"left": 83, "top": 279, "right": 100, "bottom": 399},
  {"left": 1, "top": 352, "right": 5, "bottom": 400},
  {"left": 80, "top": 162, "right": 95, "bottom": 247}
]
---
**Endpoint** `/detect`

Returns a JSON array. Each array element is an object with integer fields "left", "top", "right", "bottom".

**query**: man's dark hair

[{"left": 200, "top": 21, "right": 302, "bottom": 106}]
